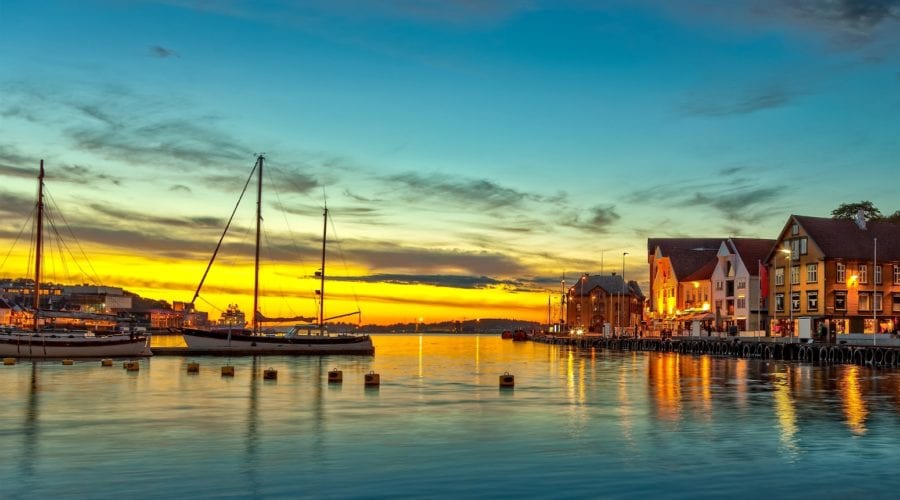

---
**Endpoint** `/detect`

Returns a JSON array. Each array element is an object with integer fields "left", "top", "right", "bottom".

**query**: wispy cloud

[
  {"left": 150, "top": 45, "right": 179, "bottom": 58},
  {"left": 680, "top": 84, "right": 804, "bottom": 117}
]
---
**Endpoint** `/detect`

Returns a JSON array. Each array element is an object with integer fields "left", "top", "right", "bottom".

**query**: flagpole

[{"left": 757, "top": 259, "right": 761, "bottom": 339}]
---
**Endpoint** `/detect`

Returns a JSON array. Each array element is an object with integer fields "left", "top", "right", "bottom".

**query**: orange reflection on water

[
  {"left": 773, "top": 373, "right": 798, "bottom": 457},
  {"left": 699, "top": 356, "right": 712, "bottom": 420},
  {"left": 648, "top": 354, "right": 682, "bottom": 422},
  {"left": 839, "top": 365, "right": 868, "bottom": 436}
]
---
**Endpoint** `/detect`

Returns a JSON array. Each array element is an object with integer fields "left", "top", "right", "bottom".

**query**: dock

[{"left": 532, "top": 335, "right": 900, "bottom": 367}]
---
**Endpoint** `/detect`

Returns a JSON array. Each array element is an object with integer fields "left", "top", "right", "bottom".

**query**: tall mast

[
  {"left": 319, "top": 206, "right": 327, "bottom": 328},
  {"left": 33, "top": 160, "right": 44, "bottom": 332},
  {"left": 252, "top": 154, "right": 264, "bottom": 334}
]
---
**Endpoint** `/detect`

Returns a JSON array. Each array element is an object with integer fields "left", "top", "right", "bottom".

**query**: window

[
  {"left": 806, "top": 291, "right": 818, "bottom": 311},
  {"left": 790, "top": 265, "right": 800, "bottom": 285},
  {"left": 874, "top": 265, "right": 882, "bottom": 285},
  {"left": 894, "top": 265, "right": 900, "bottom": 285},
  {"left": 715, "top": 280, "right": 723, "bottom": 291},
  {"left": 837, "top": 262, "right": 845, "bottom": 283},
  {"left": 775, "top": 293, "right": 784, "bottom": 312},
  {"left": 859, "top": 265, "right": 868, "bottom": 284},
  {"left": 806, "top": 263, "right": 817, "bottom": 283},
  {"left": 859, "top": 293, "right": 870, "bottom": 311},
  {"left": 791, "top": 292, "right": 800, "bottom": 312},
  {"left": 775, "top": 268, "right": 784, "bottom": 286},
  {"left": 835, "top": 292, "right": 847, "bottom": 311},
  {"left": 736, "top": 296, "right": 746, "bottom": 309},
  {"left": 737, "top": 278, "right": 746, "bottom": 290},
  {"left": 874, "top": 293, "right": 882, "bottom": 312},
  {"left": 791, "top": 223, "right": 799, "bottom": 235},
  {"left": 800, "top": 237, "right": 807, "bottom": 255},
  {"left": 893, "top": 294, "right": 900, "bottom": 313}
]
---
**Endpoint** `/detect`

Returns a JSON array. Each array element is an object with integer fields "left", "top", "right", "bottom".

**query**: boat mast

[
  {"left": 319, "top": 206, "right": 327, "bottom": 329},
  {"left": 33, "top": 160, "right": 44, "bottom": 332},
  {"left": 252, "top": 154, "right": 264, "bottom": 335}
]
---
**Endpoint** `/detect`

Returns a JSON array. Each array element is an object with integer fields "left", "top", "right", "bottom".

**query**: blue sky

[{"left": 1, "top": 0, "right": 899, "bottom": 323}]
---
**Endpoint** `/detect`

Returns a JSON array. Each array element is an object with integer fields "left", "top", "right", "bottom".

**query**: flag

[{"left": 759, "top": 260, "right": 769, "bottom": 298}]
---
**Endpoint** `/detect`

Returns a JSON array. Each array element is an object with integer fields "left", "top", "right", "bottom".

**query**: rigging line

[
  {"left": 190, "top": 158, "right": 259, "bottom": 306},
  {"left": 0, "top": 207, "right": 35, "bottom": 273},
  {"left": 326, "top": 210, "right": 363, "bottom": 312},
  {"left": 43, "top": 189, "right": 104, "bottom": 285}
]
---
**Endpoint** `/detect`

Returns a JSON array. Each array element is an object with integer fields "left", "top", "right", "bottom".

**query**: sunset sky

[{"left": 1, "top": 1, "right": 899, "bottom": 325}]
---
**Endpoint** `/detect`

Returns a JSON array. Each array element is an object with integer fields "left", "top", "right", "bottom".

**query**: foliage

[{"left": 831, "top": 201, "right": 883, "bottom": 221}]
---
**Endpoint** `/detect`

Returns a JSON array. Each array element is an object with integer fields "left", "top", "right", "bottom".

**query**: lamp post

[
  {"left": 874, "top": 237, "right": 877, "bottom": 346},
  {"left": 780, "top": 248, "right": 792, "bottom": 342},
  {"left": 621, "top": 252, "right": 629, "bottom": 335},
  {"left": 580, "top": 273, "right": 588, "bottom": 328}
]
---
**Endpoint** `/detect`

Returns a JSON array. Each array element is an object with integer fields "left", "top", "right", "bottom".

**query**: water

[{"left": 2, "top": 335, "right": 900, "bottom": 499}]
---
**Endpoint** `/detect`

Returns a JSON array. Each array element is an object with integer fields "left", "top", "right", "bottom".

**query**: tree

[
  {"left": 886, "top": 210, "right": 900, "bottom": 223},
  {"left": 831, "top": 201, "right": 883, "bottom": 220}
]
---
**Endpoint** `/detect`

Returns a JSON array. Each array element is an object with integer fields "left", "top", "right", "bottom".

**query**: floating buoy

[
  {"left": 62, "top": 359, "right": 74, "bottom": 366},
  {"left": 328, "top": 369, "right": 343, "bottom": 383},
  {"left": 221, "top": 365, "right": 235, "bottom": 377},
  {"left": 364, "top": 371, "right": 380, "bottom": 387},
  {"left": 499, "top": 372, "right": 515, "bottom": 388},
  {"left": 187, "top": 362, "right": 200, "bottom": 373},
  {"left": 3, "top": 357, "right": 16, "bottom": 366},
  {"left": 101, "top": 358, "right": 113, "bottom": 367},
  {"left": 125, "top": 361, "right": 140, "bottom": 371},
  {"left": 263, "top": 368, "right": 277, "bottom": 380}
]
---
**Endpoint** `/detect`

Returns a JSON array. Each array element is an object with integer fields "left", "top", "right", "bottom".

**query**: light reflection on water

[{"left": 3, "top": 334, "right": 900, "bottom": 498}]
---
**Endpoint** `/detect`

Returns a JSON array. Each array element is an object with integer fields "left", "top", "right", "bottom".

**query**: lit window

[
  {"left": 791, "top": 292, "right": 800, "bottom": 311},
  {"left": 806, "top": 291, "right": 818, "bottom": 311},
  {"left": 859, "top": 265, "right": 868, "bottom": 284},
  {"left": 775, "top": 293, "right": 785, "bottom": 312},
  {"left": 790, "top": 265, "right": 800, "bottom": 285},
  {"left": 837, "top": 262, "right": 845, "bottom": 283},
  {"left": 775, "top": 268, "right": 784, "bottom": 286}
]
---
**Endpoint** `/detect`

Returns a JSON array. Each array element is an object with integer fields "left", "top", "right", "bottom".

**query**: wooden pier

[{"left": 532, "top": 335, "right": 900, "bottom": 367}]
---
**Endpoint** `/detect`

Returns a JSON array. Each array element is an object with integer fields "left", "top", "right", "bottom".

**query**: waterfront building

[
  {"left": 710, "top": 238, "right": 776, "bottom": 335},
  {"left": 567, "top": 274, "right": 644, "bottom": 335},
  {"left": 647, "top": 238, "right": 721, "bottom": 334},
  {"left": 766, "top": 214, "right": 900, "bottom": 338}
]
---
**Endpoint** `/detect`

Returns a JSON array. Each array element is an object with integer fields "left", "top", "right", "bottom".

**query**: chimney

[{"left": 855, "top": 209, "right": 867, "bottom": 230}]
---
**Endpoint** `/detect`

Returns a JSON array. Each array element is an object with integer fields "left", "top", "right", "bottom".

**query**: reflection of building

[
  {"left": 766, "top": 214, "right": 900, "bottom": 337},
  {"left": 567, "top": 274, "right": 644, "bottom": 334},
  {"left": 711, "top": 238, "right": 776, "bottom": 333},
  {"left": 647, "top": 238, "right": 721, "bottom": 332}
]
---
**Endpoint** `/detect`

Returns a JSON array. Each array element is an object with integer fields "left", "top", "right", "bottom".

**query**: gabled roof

[
  {"left": 786, "top": 215, "right": 900, "bottom": 261},
  {"left": 648, "top": 238, "right": 723, "bottom": 260},
  {"left": 650, "top": 239, "right": 720, "bottom": 281},
  {"left": 730, "top": 238, "right": 777, "bottom": 276},
  {"left": 682, "top": 257, "right": 717, "bottom": 281}
]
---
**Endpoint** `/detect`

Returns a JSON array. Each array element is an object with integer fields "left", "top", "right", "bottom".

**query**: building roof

[
  {"left": 682, "top": 257, "right": 718, "bottom": 281},
  {"left": 650, "top": 238, "right": 721, "bottom": 281},
  {"left": 570, "top": 274, "right": 644, "bottom": 298},
  {"left": 648, "top": 237, "right": 723, "bottom": 261},
  {"left": 790, "top": 215, "right": 900, "bottom": 261},
  {"left": 730, "top": 238, "right": 777, "bottom": 276}
]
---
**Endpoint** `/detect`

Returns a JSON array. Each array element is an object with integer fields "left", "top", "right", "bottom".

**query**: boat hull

[
  {"left": 0, "top": 332, "right": 151, "bottom": 358},
  {"left": 181, "top": 328, "right": 375, "bottom": 355}
]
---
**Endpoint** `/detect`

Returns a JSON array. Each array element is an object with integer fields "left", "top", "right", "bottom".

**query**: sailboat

[
  {"left": 180, "top": 155, "right": 374, "bottom": 355},
  {"left": 0, "top": 161, "right": 151, "bottom": 358}
]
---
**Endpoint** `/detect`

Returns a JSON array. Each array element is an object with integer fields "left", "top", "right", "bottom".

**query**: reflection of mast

[
  {"left": 244, "top": 356, "right": 260, "bottom": 494},
  {"left": 22, "top": 362, "right": 39, "bottom": 484}
]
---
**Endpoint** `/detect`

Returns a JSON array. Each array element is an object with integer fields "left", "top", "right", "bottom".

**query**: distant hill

[{"left": 331, "top": 318, "right": 541, "bottom": 334}]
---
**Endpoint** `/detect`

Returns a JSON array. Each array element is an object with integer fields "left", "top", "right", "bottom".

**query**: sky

[{"left": 1, "top": 0, "right": 899, "bottom": 325}]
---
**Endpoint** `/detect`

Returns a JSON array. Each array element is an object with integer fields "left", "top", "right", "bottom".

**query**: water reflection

[
  {"left": 773, "top": 372, "right": 799, "bottom": 459},
  {"left": 244, "top": 356, "right": 260, "bottom": 496},
  {"left": 21, "top": 362, "right": 38, "bottom": 484},
  {"left": 839, "top": 365, "right": 868, "bottom": 436},
  {"left": 648, "top": 354, "right": 682, "bottom": 423}
]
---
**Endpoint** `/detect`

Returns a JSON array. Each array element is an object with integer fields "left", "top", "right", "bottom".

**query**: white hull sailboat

[
  {"left": 181, "top": 155, "right": 373, "bottom": 355},
  {"left": 0, "top": 161, "right": 150, "bottom": 358}
]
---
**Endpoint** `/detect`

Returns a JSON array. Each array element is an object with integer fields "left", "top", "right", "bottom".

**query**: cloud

[
  {"left": 150, "top": 45, "right": 179, "bottom": 58},
  {"left": 559, "top": 204, "right": 621, "bottom": 234},
  {"left": 381, "top": 172, "right": 534, "bottom": 210},
  {"left": 680, "top": 84, "right": 803, "bottom": 117},
  {"left": 329, "top": 273, "right": 510, "bottom": 289},
  {"left": 345, "top": 240, "right": 527, "bottom": 276}
]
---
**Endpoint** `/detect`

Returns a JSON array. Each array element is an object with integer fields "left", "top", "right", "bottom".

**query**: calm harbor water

[{"left": 2, "top": 334, "right": 900, "bottom": 499}]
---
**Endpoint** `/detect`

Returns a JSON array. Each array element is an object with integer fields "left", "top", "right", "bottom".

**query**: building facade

[
  {"left": 567, "top": 274, "right": 644, "bottom": 335},
  {"left": 710, "top": 238, "right": 775, "bottom": 334}
]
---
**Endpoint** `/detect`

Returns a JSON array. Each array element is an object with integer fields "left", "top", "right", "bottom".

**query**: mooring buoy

[
  {"left": 4, "top": 357, "right": 17, "bottom": 366},
  {"left": 62, "top": 359, "right": 74, "bottom": 366},
  {"left": 221, "top": 365, "right": 235, "bottom": 377},
  {"left": 328, "top": 368, "right": 343, "bottom": 383},
  {"left": 187, "top": 362, "right": 200, "bottom": 373},
  {"left": 364, "top": 371, "right": 380, "bottom": 387},
  {"left": 499, "top": 372, "right": 515, "bottom": 388},
  {"left": 125, "top": 361, "right": 140, "bottom": 372},
  {"left": 263, "top": 368, "right": 277, "bottom": 380},
  {"left": 101, "top": 358, "right": 113, "bottom": 367}
]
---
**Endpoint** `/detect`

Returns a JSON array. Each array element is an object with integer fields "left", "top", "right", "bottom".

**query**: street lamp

[
  {"left": 621, "top": 252, "right": 629, "bottom": 335},
  {"left": 873, "top": 237, "right": 877, "bottom": 346},
  {"left": 780, "top": 248, "right": 793, "bottom": 343},
  {"left": 580, "top": 273, "right": 588, "bottom": 328}
]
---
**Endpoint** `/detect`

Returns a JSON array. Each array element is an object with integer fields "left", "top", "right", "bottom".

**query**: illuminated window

[
  {"left": 837, "top": 262, "right": 845, "bottom": 283},
  {"left": 775, "top": 293, "right": 785, "bottom": 312},
  {"left": 790, "top": 265, "right": 800, "bottom": 285},
  {"left": 791, "top": 292, "right": 800, "bottom": 311},
  {"left": 859, "top": 265, "right": 868, "bottom": 284},
  {"left": 806, "top": 264, "right": 817, "bottom": 283},
  {"left": 775, "top": 268, "right": 784, "bottom": 286}
]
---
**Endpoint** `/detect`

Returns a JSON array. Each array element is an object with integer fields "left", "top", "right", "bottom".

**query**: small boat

[
  {"left": 180, "top": 155, "right": 373, "bottom": 355},
  {"left": 501, "top": 330, "right": 513, "bottom": 339},
  {"left": 0, "top": 161, "right": 150, "bottom": 358},
  {"left": 512, "top": 330, "right": 528, "bottom": 341}
]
